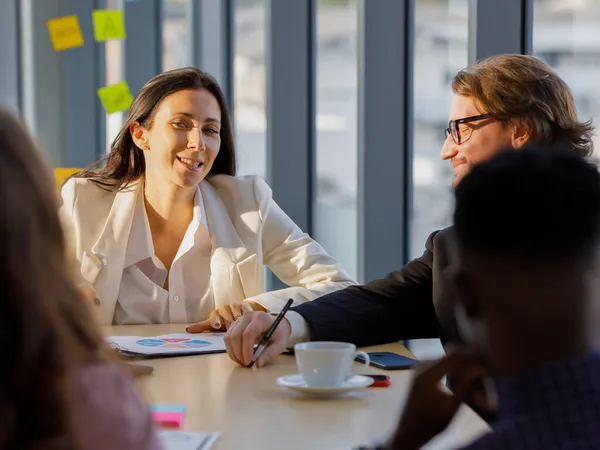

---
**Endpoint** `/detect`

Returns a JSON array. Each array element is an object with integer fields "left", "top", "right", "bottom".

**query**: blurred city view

[{"left": 112, "top": 0, "right": 600, "bottom": 285}]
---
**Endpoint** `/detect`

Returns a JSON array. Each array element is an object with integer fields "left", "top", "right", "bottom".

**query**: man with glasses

[{"left": 222, "top": 54, "right": 594, "bottom": 413}]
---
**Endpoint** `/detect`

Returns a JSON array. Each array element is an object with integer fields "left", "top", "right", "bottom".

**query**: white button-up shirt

[{"left": 113, "top": 186, "right": 213, "bottom": 325}]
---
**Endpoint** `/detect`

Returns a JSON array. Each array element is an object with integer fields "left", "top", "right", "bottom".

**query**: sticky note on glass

[
  {"left": 92, "top": 10, "right": 126, "bottom": 42},
  {"left": 97, "top": 81, "right": 134, "bottom": 114},
  {"left": 47, "top": 15, "right": 84, "bottom": 51}
]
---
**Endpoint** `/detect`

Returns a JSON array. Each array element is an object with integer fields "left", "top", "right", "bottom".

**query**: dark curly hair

[{"left": 454, "top": 144, "right": 600, "bottom": 261}]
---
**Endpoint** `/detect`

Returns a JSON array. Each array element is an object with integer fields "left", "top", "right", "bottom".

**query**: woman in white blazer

[{"left": 61, "top": 67, "right": 354, "bottom": 328}]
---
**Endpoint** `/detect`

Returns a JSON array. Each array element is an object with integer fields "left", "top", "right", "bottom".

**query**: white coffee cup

[{"left": 294, "top": 342, "right": 370, "bottom": 388}]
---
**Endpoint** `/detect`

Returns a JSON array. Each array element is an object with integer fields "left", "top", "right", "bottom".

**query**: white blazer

[{"left": 60, "top": 175, "right": 355, "bottom": 325}]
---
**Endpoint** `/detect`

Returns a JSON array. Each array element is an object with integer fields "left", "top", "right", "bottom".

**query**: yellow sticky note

[
  {"left": 47, "top": 15, "right": 84, "bottom": 51},
  {"left": 92, "top": 10, "right": 126, "bottom": 42},
  {"left": 97, "top": 81, "right": 134, "bottom": 114}
]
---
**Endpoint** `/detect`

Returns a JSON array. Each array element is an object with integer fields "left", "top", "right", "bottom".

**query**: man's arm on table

[{"left": 286, "top": 231, "right": 441, "bottom": 348}]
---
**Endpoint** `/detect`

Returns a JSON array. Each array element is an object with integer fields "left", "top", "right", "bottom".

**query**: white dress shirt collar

[{"left": 123, "top": 182, "right": 209, "bottom": 268}]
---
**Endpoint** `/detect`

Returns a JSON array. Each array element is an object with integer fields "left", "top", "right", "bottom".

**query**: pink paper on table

[{"left": 152, "top": 411, "right": 185, "bottom": 428}]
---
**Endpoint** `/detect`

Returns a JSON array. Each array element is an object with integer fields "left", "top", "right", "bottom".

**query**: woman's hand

[
  {"left": 186, "top": 301, "right": 268, "bottom": 333},
  {"left": 77, "top": 283, "right": 101, "bottom": 306}
]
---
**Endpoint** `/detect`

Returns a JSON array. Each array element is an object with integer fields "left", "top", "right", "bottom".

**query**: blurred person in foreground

[
  {"left": 225, "top": 55, "right": 594, "bottom": 371},
  {"left": 382, "top": 146, "right": 600, "bottom": 449},
  {"left": 0, "top": 108, "right": 161, "bottom": 449}
]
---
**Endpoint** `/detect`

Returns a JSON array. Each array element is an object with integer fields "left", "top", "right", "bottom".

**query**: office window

[
  {"left": 105, "top": 0, "right": 125, "bottom": 153},
  {"left": 410, "top": 0, "right": 469, "bottom": 259},
  {"left": 533, "top": 0, "right": 600, "bottom": 156},
  {"left": 409, "top": 0, "right": 468, "bottom": 360},
  {"left": 234, "top": 0, "right": 267, "bottom": 178},
  {"left": 314, "top": 0, "right": 358, "bottom": 279},
  {"left": 162, "top": 0, "right": 191, "bottom": 71}
]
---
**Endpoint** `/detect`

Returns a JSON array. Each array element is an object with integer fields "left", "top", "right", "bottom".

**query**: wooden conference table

[{"left": 106, "top": 324, "right": 490, "bottom": 450}]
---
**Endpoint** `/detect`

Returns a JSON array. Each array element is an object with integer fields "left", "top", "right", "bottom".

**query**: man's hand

[
  {"left": 452, "top": 374, "right": 498, "bottom": 423},
  {"left": 186, "top": 301, "right": 267, "bottom": 333},
  {"left": 224, "top": 311, "right": 291, "bottom": 367},
  {"left": 388, "top": 353, "right": 489, "bottom": 450}
]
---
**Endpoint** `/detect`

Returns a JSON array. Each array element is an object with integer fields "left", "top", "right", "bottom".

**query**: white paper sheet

[
  {"left": 159, "top": 431, "right": 220, "bottom": 450},
  {"left": 106, "top": 333, "right": 226, "bottom": 356}
]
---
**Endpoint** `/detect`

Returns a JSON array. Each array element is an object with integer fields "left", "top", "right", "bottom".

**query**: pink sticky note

[{"left": 152, "top": 411, "right": 185, "bottom": 428}]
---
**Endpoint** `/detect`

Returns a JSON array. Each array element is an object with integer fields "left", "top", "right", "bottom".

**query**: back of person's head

[
  {"left": 453, "top": 144, "right": 600, "bottom": 373},
  {"left": 454, "top": 145, "right": 600, "bottom": 264},
  {"left": 452, "top": 54, "right": 594, "bottom": 157},
  {"left": 0, "top": 108, "right": 107, "bottom": 448}
]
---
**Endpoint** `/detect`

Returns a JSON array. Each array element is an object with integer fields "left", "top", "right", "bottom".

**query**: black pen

[{"left": 247, "top": 298, "right": 294, "bottom": 368}]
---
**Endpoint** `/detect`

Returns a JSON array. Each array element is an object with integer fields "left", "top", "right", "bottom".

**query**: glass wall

[
  {"left": 162, "top": 0, "right": 191, "bottom": 71},
  {"left": 408, "top": 0, "right": 469, "bottom": 359},
  {"left": 234, "top": 0, "right": 267, "bottom": 178},
  {"left": 533, "top": 0, "right": 600, "bottom": 156},
  {"left": 314, "top": 0, "right": 358, "bottom": 279},
  {"left": 105, "top": 0, "right": 125, "bottom": 153},
  {"left": 105, "top": 0, "right": 193, "bottom": 154},
  {"left": 410, "top": 0, "right": 469, "bottom": 259},
  {"left": 5, "top": 0, "right": 532, "bottom": 289}
]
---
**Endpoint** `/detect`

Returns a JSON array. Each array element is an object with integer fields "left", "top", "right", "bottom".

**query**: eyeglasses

[{"left": 444, "top": 114, "right": 492, "bottom": 145}]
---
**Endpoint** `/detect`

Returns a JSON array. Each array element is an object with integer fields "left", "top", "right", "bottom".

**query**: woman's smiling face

[{"left": 131, "top": 88, "right": 222, "bottom": 189}]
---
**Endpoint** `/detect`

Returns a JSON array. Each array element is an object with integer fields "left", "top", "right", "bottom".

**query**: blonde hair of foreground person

[{"left": 0, "top": 108, "right": 147, "bottom": 449}]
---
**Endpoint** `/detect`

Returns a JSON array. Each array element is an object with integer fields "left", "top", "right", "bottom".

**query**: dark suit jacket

[
  {"left": 292, "top": 228, "right": 501, "bottom": 423},
  {"left": 291, "top": 226, "right": 462, "bottom": 349}
]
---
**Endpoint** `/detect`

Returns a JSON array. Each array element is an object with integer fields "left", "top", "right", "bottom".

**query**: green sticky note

[
  {"left": 97, "top": 81, "right": 134, "bottom": 114},
  {"left": 92, "top": 10, "right": 126, "bottom": 42}
]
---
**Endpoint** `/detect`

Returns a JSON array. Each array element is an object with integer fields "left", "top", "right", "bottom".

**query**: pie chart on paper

[{"left": 106, "top": 333, "right": 226, "bottom": 356}]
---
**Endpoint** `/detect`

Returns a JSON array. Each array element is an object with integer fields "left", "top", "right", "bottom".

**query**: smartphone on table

[{"left": 356, "top": 351, "right": 417, "bottom": 370}]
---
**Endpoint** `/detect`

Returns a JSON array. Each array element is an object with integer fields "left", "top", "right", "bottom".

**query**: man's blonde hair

[{"left": 452, "top": 54, "right": 594, "bottom": 157}]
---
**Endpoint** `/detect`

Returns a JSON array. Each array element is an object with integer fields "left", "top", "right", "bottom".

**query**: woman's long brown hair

[
  {"left": 0, "top": 109, "right": 108, "bottom": 449},
  {"left": 74, "top": 67, "right": 236, "bottom": 189}
]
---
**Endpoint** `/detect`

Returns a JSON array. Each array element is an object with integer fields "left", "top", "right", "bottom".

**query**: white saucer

[{"left": 276, "top": 374, "right": 373, "bottom": 397}]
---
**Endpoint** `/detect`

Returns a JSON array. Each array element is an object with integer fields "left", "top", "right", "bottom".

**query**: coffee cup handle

[{"left": 354, "top": 351, "right": 370, "bottom": 368}]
